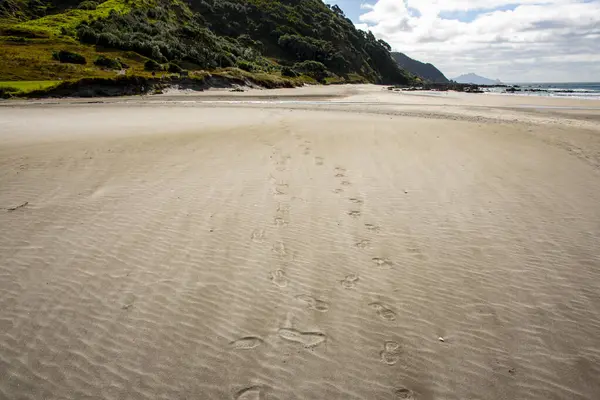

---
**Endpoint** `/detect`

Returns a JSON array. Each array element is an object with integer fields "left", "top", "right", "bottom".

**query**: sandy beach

[{"left": 1, "top": 85, "right": 600, "bottom": 400}]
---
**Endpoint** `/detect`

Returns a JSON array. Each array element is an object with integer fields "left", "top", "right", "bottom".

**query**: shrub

[
  {"left": 77, "top": 25, "right": 98, "bottom": 44},
  {"left": 167, "top": 63, "right": 182, "bottom": 73},
  {"left": 293, "top": 60, "right": 327, "bottom": 81},
  {"left": 52, "top": 50, "right": 87, "bottom": 64},
  {"left": 144, "top": 59, "right": 163, "bottom": 71},
  {"left": 60, "top": 26, "right": 76, "bottom": 36},
  {"left": 293, "top": 60, "right": 327, "bottom": 73},
  {"left": 278, "top": 34, "right": 332, "bottom": 62},
  {"left": 217, "top": 53, "right": 235, "bottom": 68},
  {"left": 78, "top": 1, "right": 98, "bottom": 10},
  {"left": 97, "top": 32, "right": 121, "bottom": 48},
  {"left": 0, "top": 86, "right": 18, "bottom": 98},
  {"left": 94, "top": 55, "right": 123, "bottom": 69},
  {"left": 237, "top": 60, "right": 255, "bottom": 72},
  {"left": 281, "top": 66, "right": 298, "bottom": 77},
  {"left": 4, "top": 36, "right": 27, "bottom": 43}
]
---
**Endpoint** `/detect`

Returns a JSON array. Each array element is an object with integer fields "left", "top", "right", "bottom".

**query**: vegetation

[
  {"left": 0, "top": 0, "right": 417, "bottom": 95},
  {"left": 0, "top": 79, "right": 60, "bottom": 97},
  {"left": 52, "top": 49, "right": 86, "bottom": 63},
  {"left": 391, "top": 52, "right": 448, "bottom": 84},
  {"left": 94, "top": 54, "right": 126, "bottom": 69},
  {"left": 144, "top": 59, "right": 162, "bottom": 71},
  {"left": 0, "top": 80, "right": 60, "bottom": 91}
]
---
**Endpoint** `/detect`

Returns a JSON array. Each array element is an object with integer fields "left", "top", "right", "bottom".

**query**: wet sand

[{"left": 1, "top": 86, "right": 600, "bottom": 400}]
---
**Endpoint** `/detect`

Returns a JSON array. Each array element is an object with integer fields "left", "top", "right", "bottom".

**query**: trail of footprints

[{"left": 233, "top": 145, "right": 414, "bottom": 398}]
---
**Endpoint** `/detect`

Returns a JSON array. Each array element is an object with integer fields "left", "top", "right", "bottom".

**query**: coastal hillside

[
  {"left": 453, "top": 73, "right": 502, "bottom": 85},
  {"left": 0, "top": 0, "right": 415, "bottom": 93},
  {"left": 391, "top": 52, "right": 448, "bottom": 83}
]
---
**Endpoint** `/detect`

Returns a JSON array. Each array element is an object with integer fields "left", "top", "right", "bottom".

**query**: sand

[{"left": 1, "top": 86, "right": 600, "bottom": 400}]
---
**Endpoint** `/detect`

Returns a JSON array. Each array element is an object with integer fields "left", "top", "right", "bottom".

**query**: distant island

[
  {"left": 453, "top": 73, "right": 503, "bottom": 85},
  {"left": 391, "top": 52, "right": 449, "bottom": 83}
]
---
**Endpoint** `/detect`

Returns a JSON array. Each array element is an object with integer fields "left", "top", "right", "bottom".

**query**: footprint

[
  {"left": 384, "top": 341, "right": 400, "bottom": 352},
  {"left": 278, "top": 328, "right": 327, "bottom": 348},
  {"left": 274, "top": 216, "right": 288, "bottom": 226},
  {"left": 349, "top": 198, "right": 363, "bottom": 205},
  {"left": 272, "top": 187, "right": 286, "bottom": 196},
  {"left": 121, "top": 293, "right": 136, "bottom": 310},
  {"left": 365, "top": 223, "right": 381, "bottom": 232},
  {"left": 230, "top": 337, "right": 264, "bottom": 350},
  {"left": 234, "top": 386, "right": 262, "bottom": 400},
  {"left": 394, "top": 388, "right": 415, "bottom": 399},
  {"left": 277, "top": 203, "right": 290, "bottom": 213},
  {"left": 348, "top": 210, "right": 361, "bottom": 218},
  {"left": 340, "top": 273, "right": 359, "bottom": 289},
  {"left": 295, "top": 294, "right": 330, "bottom": 312},
  {"left": 335, "top": 167, "right": 346, "bottom": 173},
  {"left": 274, "top": 204, "right": 290, "bottom": 226},
  {"left": 304, "top": 147, "right": 311, "bottom": 155},
  {"left": 272, "top": 242, "right": 287, "bottom": 256},
  {"left": 380, "top": 341, "right": 401, "bottom": 365},
  {"left": 269, "top": 269, "right": 288, "bottom": 288},
  {"left": 333, "top": 188, "right": 344, "bottom": 194},
  {"left": 251, "top": 229, "right": 266, "bottom": 243},
  {"left": 355, "top": 239, "right": 371, "bottom": 249},
  {"left": 315, "top": 157, "right": 324, "bottom": 166},
  {"left": 335, "top": 173, "right": 346, "bottom": 178},
  {"left": 381, "top": 350, "right": 401, "bottom": 365},
  {"left": 369, "top": 302, "right": 397, "bottom": 321},
  {"left": 372, "top": 257, "right": 393, "bottom": 268},
  {"left": 341, "top": 181, "right": 352, "bottom": 186}
]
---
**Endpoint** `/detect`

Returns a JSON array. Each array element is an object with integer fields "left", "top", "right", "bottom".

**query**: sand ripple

[{"left": 1, "top": 101, "right": 600, "bottom": 399}]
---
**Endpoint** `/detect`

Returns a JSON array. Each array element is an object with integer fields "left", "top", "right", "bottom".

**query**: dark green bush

[
  {"left": 0, "top": 86, "right": 18, "bottom": 98},
  {"left": 77, "top": 1, "right": 98, "bottom": 10},
  {"left": 144, "top": 59, "right": 163, "bottom": 71},
  {"left": 281, "top": 66, "right": 298, "bottom": 77},
  {"left": 293, "top": 60, "right": 328, "bottom": 81},
  {"left": 94, "top": 55, "right": 123, "bottom": 69},
  {"left": 278, "top": 34, "right": 332, "bottom": 63},
  {"left": 237, "top": 60, "right": 255, "bottom": 72},
  {"left": 217, "top": 53, "right": 235, "bottom": 68},
  {"left": 60, "top": 26, "right": 76, "bottom": 36},
  {"left": 167, "top": 62, "right": 182, "bottom": 73},
  {"left": 294, "top": 60, "right": 327, "bottom": 73},
  {"left": 4, "top": 36, "right": 27, "bottom": 43},
  {"left": 52, "top": 50, "right": 87, "bottom": 64}
]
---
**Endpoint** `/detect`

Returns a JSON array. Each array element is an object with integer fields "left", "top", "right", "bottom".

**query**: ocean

[{"left": 485, "top": 82, "right": 600, "bottom": 100}]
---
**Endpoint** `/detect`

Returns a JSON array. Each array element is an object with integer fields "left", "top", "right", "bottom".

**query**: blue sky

[
  {"left": 326, "top": 0, "right": 365, "bottom": 21},
  {"left": 330, "top": 1, "right": 521, "bottom": 23},
  {"left": 324, "top": 0, "right": 600, "bottom": 82}
]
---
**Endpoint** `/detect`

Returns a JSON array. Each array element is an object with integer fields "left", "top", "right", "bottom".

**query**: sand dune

[{"left": 1, "top": 87, "right": 600, "bottom": 400}]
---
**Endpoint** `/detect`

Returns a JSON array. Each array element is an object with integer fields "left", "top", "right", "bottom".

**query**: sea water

[{"left": 485, "top": 82, "right": 600, "bottom": 100}]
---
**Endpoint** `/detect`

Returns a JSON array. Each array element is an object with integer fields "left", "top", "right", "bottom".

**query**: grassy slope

[
  {"left": 0, "top": 80, "right": 60, "bottom": 90},
  {"left": 0, "top": 0, "right": 162, "bottom": 87},
  {"left": 0, "top": 37, "right": 152, "bottom": 81},
  {"left": 11, "top": 0, "right": 135, "bottom": 36}
]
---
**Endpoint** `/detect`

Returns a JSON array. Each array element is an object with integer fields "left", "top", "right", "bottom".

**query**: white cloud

[{"left": 357, "top": 0, "right": 600, "bottom": 82}]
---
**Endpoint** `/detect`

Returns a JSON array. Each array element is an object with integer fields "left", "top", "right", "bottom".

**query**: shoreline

[{"left": 3, "top": 85, "right": 599, "bottom": 130}]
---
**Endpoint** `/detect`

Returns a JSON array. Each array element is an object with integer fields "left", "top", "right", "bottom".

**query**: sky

[{"left": 324, "top": 0, "right": 600, "bottom": 82}]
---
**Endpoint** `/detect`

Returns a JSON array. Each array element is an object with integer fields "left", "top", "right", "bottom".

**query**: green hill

[
  {"left": 0, "top": 0, "right": 415, "bottom": 95},
  {"left": 391, "top": 52, "right": 448, "bottom": 84}
]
